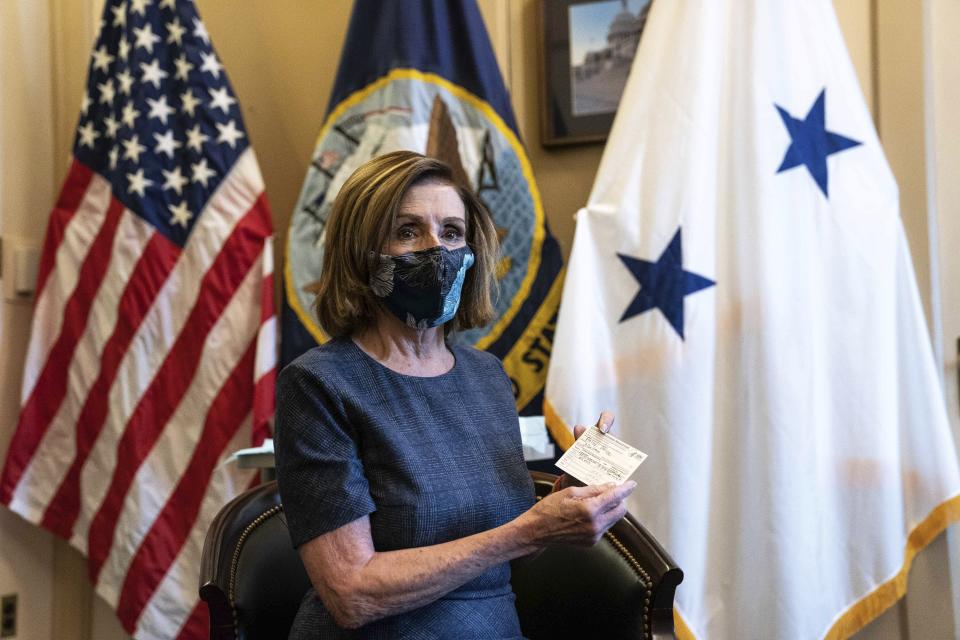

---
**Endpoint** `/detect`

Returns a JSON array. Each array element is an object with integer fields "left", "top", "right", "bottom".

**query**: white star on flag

[
  {"left": 97, "top": 79, "right": 115, "bottom": 104},
  {"left": 110, "top": 4, "right": 126, "bottom": 28},
  {"left": 104, "top": 116, "right": 120, "bottom": 138},
  {"left": 121, "top": 135, "right": 146, "bottom": 163},
  {"left": 185, "top": 124, "right": 209, "bottom": 152},
  {"left": 216, "top": 120, "right": 245, "bottom": 148},
  {"left": 208, "top": 86, "right": 236, "bottom": 114},
  {"left": 81, "top": 93, "right": 92, "bottom": 114},
  {"left": 140, "top": 59, "right": 169, "bottom": 89},
  {"left": 108, "top": 146, "right": 119, "bottom": 169},
  {"left": 159, "top": 0, "right": 177, "bottom": 9},
  {"left": 161, "top": 166, "right": 189, "bottom": 195},
  {"left": 199, "top": 51, "right": 223, "bottom": 78},
  {"left": 77, "top": 122, "right": 99, "bottom": 148},
  {"left": 180, "top": 89, "right": 200, "bottom": 116},
  {"left": 92, "top": 45, "right": 114, "bottom": 73},
  {"left": 118, "top": 38, "right": 131, "bottom": 60},
  {"left": 192, "top": 17, "right": 210, "bottom": 43},
  {"left": 153, "top": 130, "right": 182, "bottom": 158},
  {"left": 116, "top": 69, "right": 134, "bottom": 95},
  {"left": 130, "top": 0, "right": 151, "bottom": 17},
  {"left": 121, "top": 102, "right": 140, "bottom": 129},
  {"left": 191, "top": 158, "right": 216, "bottom": 187},
  {"left": 168, "top": 200, "right": 193, "bottom": 228},
  {"left": 166, "top": 18, "right": 186, "bottom": 46},
  {"left": 173, "top": 54, "right": 193, "bottom": 81},
  {"left": 146, "top": 95, "right": 175, "bottom": 124},
  {"left": 133, "top": 24, "right": 161, "bottom": 53},
  {"left": 126, "top": 167, "right": 153, "bottom": 197}
]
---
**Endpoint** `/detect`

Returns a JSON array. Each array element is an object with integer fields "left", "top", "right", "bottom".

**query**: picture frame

[{"left": 540, "top": 0, "right": 652, "bottom": 146}]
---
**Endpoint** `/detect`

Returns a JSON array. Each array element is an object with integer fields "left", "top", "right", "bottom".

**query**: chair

[{"left": 199, "top": 473, "right": 683, "bottom": 639}]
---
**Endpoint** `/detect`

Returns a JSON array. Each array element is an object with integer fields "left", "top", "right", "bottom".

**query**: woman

[{"left": 275, "top": 151, "right": 635, "bottom": 639}]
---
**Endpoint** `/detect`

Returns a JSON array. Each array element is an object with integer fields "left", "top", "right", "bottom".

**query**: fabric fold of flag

[
  {"left": 0, "top": 1, "right": 276, "bottom": 638},
  {"left": 545, "top": 1, "right": 960, "bottom": 639},
  {"left": 282, "top": 0, "right": 563, "bottom": 415}
]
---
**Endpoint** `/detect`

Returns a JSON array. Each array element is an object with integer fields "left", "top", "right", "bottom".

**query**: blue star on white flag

[{"left": 775, "top": 88, "right": 861, "bottom": 197}]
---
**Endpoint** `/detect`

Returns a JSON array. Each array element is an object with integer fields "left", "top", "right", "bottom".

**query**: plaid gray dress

[{"left": 275, "top": 338, "right": 535, "bottom": 639}]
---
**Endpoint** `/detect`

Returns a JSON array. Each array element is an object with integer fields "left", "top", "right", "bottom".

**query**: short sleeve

[{"left": 274, "top": 361, "right": 376, "bottom": 547}]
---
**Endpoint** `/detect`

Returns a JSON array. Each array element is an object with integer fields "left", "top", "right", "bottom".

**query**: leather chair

[{"left": 199, "top": 472, "right": 683, "bottom": 639}]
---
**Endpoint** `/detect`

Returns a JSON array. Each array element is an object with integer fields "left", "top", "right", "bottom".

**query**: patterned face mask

[{"left": 369, "top": 245, "right": 475, "bottom": 330}]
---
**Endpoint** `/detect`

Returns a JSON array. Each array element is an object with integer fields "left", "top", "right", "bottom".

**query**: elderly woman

[{"left": 275, "top": 150, "right": 635, "bottom": 639}]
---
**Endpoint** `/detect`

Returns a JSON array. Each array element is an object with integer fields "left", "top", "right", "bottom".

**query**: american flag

[{"left": 0, "top": 0, "right": 275, "bottom": 637}]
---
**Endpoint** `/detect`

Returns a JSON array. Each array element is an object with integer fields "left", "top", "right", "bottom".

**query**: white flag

[{"left": 545, "top": 2, "right": 960, "bottom": 638}]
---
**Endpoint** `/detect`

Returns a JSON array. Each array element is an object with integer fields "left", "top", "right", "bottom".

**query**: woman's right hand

[{"left": 521, "top": 480, "right": 637, "bottom": 547}]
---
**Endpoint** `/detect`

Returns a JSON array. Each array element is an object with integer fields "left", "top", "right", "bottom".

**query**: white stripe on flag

[
  {"left": 20, "top": 174, "right": 113, "bottom": 404},
  {"left": 254, "top": 240, "right": 276, "bottom": 381},
  {"left": 95, "top": 256, "right": 264, "bottom": 605},
  {"left": 71, "top": 149, "right": 263, "bottom": 551},
  {"left": 10, "top": 208, "right": 154, "bottom": 522},
  {"left": 256, "top": 315, "right": 278, "bottom": 382},
  {"left": 131, "top": 420, "right": 256, "bottom": 640}
]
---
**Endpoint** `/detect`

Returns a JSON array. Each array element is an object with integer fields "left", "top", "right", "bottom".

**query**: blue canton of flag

[{"left": 74, "top": 0, "right": 248, "bottom": 246}]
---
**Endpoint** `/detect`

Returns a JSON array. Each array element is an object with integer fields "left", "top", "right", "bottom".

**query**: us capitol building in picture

[{"left": 573, "top": 0, "right": 649, "bottom": 82}]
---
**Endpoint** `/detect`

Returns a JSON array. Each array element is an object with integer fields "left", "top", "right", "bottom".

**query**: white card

[{"left": 556, "top": 427, "right": 647, "bottom": 486}]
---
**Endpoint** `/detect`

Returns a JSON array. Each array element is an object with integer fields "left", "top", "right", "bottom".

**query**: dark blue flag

[{"left": 282, "top": 0, "right": 563, "bottom": 414}]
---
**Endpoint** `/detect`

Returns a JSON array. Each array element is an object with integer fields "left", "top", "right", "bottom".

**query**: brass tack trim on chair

[
  {"left": 228, "top": 504, "right": 284, "bottom": 623},
  {"left": 605, "top": 530, "right": 654, "bottom": 639}
]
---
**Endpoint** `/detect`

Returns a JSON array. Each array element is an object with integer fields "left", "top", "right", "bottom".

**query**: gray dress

[{"left": 275, "top": 338, "right": 535, "bottom": 639}]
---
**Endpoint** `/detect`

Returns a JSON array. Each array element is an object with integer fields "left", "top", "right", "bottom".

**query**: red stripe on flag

[
  {"left": 115, "top": 341, "right": 256, "bottom": 629},
  {"left": 172, "top": 600, "right": 208, "bottom": 640},
  {"left": 86, "top": 196, "right": 272, "bottom": 582},
  {"left": 40, "top": 232, "right": 181, "bottom": 538},
  {"left": 260, "top": 273, "right": 273, "bottom": 323},
  {"left": 254, "top": 270, "right": 275, "bottom": 445},
  {"left": 35, "top": 160, "right": 95, "bottom": 299},
  {"left": 0, "top": 197, "right": 125, "bottom": 506}
]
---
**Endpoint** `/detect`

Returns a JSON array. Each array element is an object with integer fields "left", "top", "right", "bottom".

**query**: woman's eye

[
  {"left": 396, "top": 226, "right": 416, "bottom": 240},
  {"left": 443, "top": 227, "right": 465, "bottom": 241}
]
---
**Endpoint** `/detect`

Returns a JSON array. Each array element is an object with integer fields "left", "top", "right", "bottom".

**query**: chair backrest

[
  {"left": 511, "top": 472, "right": 684, "bottom": 640},
  {"left": 200, "top": 475, "right": 682, "bottom": 640},
  {"left": 199, "top": 481, "right": 310, "bottom": 640}
]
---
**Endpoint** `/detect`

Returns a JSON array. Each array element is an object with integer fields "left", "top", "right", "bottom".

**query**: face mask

[{"left": 369, "top": 245, "right": 475, "bottom": 330}]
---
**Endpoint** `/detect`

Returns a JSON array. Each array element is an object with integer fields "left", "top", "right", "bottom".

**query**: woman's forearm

[{"left": 306, "top": 515, "right": 540, "bottom": 628}]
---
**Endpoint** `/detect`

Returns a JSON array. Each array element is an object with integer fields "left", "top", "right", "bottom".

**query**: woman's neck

[{"left": 352, "top": 313, "right": 454, "bottom": 376}]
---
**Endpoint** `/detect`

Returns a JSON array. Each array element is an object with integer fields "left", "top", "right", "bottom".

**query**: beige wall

[
  {"left": 1, "top": 1, "right": 955, "bottom": 638},
  {"left": 927, "top": 0, "right": 960, "bottom": 635}
]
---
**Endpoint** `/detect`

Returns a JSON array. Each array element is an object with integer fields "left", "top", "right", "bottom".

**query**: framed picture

[{"left": 540, "top": 0, "right": 652, "bottom": 146}]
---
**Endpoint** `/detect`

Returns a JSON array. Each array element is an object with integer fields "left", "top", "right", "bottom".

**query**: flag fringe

[
  {"left": 654, "top": 491, "right": 960, "bottom": 640},
  {"left": 542, "top": 397, "right": 576, "bottom": 451},
  {"left": 674, "top": 608, "right": 697, "bottom": 640},
  {"left": 823, "top": 493, "right": 960, "bottom": 639}
]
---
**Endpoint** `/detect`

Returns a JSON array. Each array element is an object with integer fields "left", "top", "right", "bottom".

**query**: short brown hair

[{"left": 313, "top": 150, "right": 499, "bottom": 338}]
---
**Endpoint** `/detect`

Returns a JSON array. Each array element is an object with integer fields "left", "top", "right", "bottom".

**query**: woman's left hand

[{"left": 554, "top": 410, "right": 615, "bottom": 491}]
